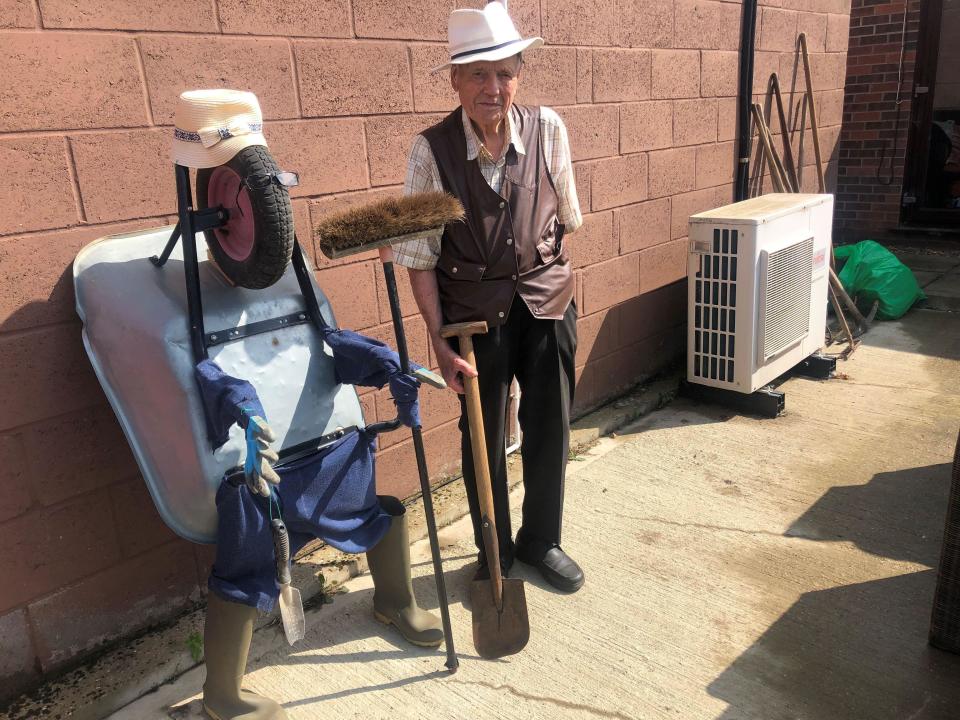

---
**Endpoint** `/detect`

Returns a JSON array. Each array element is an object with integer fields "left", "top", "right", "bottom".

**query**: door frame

[{"left": 901, "top": 0, "right": 955, "bottom": 226}]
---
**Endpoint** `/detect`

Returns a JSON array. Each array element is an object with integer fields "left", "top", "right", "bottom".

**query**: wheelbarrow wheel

[{"left": 196, "top": 145, "right": 294, "bottom": 289}]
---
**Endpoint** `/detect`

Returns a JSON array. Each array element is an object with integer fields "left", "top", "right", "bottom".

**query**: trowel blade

[{"left": 279, "top": 583, "right": 305, "bottom": 645}]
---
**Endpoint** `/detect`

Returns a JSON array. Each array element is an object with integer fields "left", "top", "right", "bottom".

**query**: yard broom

[{"left": 315, "top": 191, "right": 465, "bottom": 672}]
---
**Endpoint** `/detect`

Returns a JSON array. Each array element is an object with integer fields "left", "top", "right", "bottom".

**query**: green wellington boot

[
  {"left": 366, "top": 496, "right": 444, "bottom": 648},
  {"left": 202, "top": 593, "right": 288, "bottom": 720}
]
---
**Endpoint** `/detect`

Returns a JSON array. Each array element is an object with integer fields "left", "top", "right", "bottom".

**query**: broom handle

[
  {"left": 829, "top": 268, "right": 867, "bottom": 326},
  {"left": 378, "top": 246, "right": 458, "bottom": 673}
]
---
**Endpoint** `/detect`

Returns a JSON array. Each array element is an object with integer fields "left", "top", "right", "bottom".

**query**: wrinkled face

[{"left": 451, "top": 55, "right": 522, "bottom": 129}]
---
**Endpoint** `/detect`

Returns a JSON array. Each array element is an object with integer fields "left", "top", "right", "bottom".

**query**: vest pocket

[
  {"left": 536, "top": 222, "right": 566, "bottom": 264},
  {"left": 536, "top": 239, "right": 557, "bottom": 263},
  {"left": 437, "top": 253, "right": 486, "bottom": 281}
]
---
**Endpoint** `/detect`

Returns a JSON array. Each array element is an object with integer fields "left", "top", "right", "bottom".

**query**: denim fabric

[
  {"left": 320, "top": 327, "right": 422, "bottom": 427},
  {"left": 208, "top": 428, "right": 390, "bottom": 612},
  {"left": 194, "top": 359, "right": 265, "bottom": 449}
]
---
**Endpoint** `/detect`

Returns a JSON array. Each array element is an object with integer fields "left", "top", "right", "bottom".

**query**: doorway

[{"left": 902, "top": 0, "right": 960, "bottom": 226}]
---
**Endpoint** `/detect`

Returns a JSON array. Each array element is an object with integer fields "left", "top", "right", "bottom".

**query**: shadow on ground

[
  {"left": 785, "top": 463, "right": 952, "bottom": 566},
  {"left": 169, "top": 563, "right": 484, "bottom": 717},
  {"left": 709, "top": 462, "right": 960, "bottom": 719},
  {"left": 861, "top": 307, "right": 960, "bottom": 362},
  {"left": 708, "top": 570, "right": 960, "bottom": 720},
  {"left": 616, "top": 397, "right": 735, "bottom": 437}
]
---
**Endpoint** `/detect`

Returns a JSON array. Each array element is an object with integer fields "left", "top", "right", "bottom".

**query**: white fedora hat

[
  {"left": 171, "top": 89, "right": 268, "bottom": 169},
  {"left": 432, "top": 1, "right": 543, "bottom": 73}
]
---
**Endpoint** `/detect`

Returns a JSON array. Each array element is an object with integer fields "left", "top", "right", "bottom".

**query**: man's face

[{"left": 451, "top": 56, "right": 522, "bottom": 129}]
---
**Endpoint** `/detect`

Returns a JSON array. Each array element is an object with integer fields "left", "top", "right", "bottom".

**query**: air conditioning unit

[{"left": 686, "top": 193, "right": 833, "bottom": 394}]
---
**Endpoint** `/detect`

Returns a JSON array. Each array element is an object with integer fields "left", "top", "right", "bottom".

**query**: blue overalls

[{"left": 194, "top": 327, "right": 422, "bottom": 612}]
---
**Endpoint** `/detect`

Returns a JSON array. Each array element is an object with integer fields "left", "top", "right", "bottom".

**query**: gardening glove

[
  {"left": 243, "top": 414, "right": 280, "bottom": 496},
  {"left": 388, "top": 371, "right": 422, "bottom": 428}
]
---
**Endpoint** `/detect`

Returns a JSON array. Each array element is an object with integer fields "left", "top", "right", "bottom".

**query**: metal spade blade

[
  {"left": 470, "top": 577, "right": 529, "bottom": 659},
  {"left": 271, "top": 518, "right": 305, "bottom": 645},
  {"left": 278, "top": 583, "right": 305, "bottom": 645}
]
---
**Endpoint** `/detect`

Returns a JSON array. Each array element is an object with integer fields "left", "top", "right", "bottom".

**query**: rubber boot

[
  {"left": 366, "top": 496, "right": 444, "bottom": 648},
  {"left": 202, "top": 593, "right": 287, "bottom": 720}
]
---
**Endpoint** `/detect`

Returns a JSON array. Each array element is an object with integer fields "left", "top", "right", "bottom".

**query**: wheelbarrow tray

[{"left": 73, "top": 226, "right": 365, "bottom": 543}]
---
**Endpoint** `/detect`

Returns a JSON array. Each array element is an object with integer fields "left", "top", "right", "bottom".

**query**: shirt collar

[{"left": 460, "top": 106, "right": 526, "bottom": 162}]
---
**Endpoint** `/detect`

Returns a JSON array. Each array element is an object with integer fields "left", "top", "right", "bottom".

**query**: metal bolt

[
  {"left": 210, "top": 334, "right": 218, "bottom": 341},
  {"left": 498, "top": 311, "right": 505, "bottom": 318},
  {"left": 506, "top": 238, "right": 513, "bottom": 245}
]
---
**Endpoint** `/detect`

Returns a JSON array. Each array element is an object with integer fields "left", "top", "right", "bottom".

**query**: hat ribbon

[
  {"left": 174, "top": 119, "right": 263, "bottom": 148},
  {"left": 450, "top": 37, "right": 523, "bottom": 61}
]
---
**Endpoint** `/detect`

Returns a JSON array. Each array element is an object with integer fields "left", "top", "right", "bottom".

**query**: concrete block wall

[
  {"left": 834, "top": 0, "right": 919, "bottom": 238},
  {"left": 0, "top": 0, "right": 849, "bottom": 700}
]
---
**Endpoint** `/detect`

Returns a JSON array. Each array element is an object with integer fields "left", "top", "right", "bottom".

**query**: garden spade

[
  {"left": 440, "top": 321, "right": 530, "bottom": 659},
  {"left": 271, "top": 518, "right": 305, "bottom": 645}
]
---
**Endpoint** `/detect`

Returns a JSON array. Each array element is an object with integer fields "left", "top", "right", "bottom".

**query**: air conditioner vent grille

[
  {"left": 761, "top": 237, "right": 813, "bottom": 361},
  {"left": 692, "top": 228, "right": 738, "bottom": 384}
]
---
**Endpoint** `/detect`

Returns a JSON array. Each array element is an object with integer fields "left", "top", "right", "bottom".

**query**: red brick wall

[
  {"left": 0, "top": 0, "right": 849, "bottom": 698},
  {"left": 834, "top": 0, "right": 919, "bottom": 238}
]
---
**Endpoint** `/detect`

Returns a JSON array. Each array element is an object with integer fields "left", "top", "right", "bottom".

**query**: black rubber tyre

[{"left": 196, "top": 145, "right": 294, "bottom": 289}]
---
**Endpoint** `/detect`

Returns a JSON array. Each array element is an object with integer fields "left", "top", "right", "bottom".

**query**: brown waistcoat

[{"left": 423, "top": 105, "right": 574, "bottom": 327}]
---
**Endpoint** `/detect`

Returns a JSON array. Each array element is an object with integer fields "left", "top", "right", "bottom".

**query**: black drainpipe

[{"left": 734, "top": 0, "right": 758, "bottom": 202}]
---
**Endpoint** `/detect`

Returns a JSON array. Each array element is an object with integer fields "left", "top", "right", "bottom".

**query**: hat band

[
  {"left": 450, "top": 37, "right": 523, "bottom": 61},
  {"left": 174, "top": 121, "right": 263, "bottom": 147}
]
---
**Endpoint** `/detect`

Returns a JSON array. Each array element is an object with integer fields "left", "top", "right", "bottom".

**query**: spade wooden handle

[{"left": 439, "top": 321, "right": 502, "bottom": 602}]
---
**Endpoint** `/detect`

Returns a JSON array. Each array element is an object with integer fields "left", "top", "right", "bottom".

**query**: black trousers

[{"left": 454, "top": 293, "right": 577, "bottom": 562}]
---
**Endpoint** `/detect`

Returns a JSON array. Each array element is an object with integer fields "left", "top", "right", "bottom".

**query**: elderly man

[{"left": 394, "top": 2, "right": 584, "bottom": 592}]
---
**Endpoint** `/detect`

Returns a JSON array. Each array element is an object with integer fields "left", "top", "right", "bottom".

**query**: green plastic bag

[{"left": 833, "top": 240, "right": 925, "bottom": 320}]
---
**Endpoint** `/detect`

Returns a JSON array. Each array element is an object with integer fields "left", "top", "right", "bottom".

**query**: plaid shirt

[{"left": 393, "top": 106, "right": 583, "bottom": 271}]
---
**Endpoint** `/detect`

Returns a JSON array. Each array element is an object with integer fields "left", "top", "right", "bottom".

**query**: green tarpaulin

[{"left": 834, "top": 240, "right": 925, "bottom": 320}]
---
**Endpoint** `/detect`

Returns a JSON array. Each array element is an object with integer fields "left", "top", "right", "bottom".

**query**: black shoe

[{"left": 516, "top": 544, "right": 585, "bottom": 593}]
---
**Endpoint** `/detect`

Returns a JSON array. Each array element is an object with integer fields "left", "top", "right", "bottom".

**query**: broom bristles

[{"left": 315, "top": 191, "right": 464, "bottom": 259}]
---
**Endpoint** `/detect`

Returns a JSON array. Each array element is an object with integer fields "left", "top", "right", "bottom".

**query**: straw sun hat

[
  {"left": 432, "top": 1, "right": 543, "bottom": 73},
  {"left": 171, "top": 89, "right": 268, "bottom": 169}
]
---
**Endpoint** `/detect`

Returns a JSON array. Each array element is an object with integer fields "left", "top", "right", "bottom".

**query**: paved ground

[
  {"left": 106, "top": 305, "right": 960, "bottom": 720},
  {"left": 891, "top": 241, "right": 960, "bottom": 312}
]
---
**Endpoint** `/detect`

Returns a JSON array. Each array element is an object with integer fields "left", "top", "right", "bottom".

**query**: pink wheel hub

[{"left": 207, "top": 165, "right": 255, "bottom": 261}]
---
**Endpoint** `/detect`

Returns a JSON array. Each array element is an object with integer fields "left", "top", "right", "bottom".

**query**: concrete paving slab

[
  {"left": 923, "top": 275, "right": 960, "bottom": 312},
  {"left": 888, "top": 249, "right": 960, "bottom": 274},
  {"left": 913, "top": 270, "right": 944, "bottom": 288},
  {"left": 0, "top": 374, "right": 680, "bottom": 720},
  {"left": 882, "top": 240, "right": 960, "bottom": 313},
  {"left": 104, "top": 308, "right": 960, "bottom": 720}
]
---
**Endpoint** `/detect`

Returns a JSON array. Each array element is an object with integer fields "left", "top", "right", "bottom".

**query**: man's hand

[
  {"left": 406, "top": 268, "right": 477, "bottom": 393},
  {"left": 434, "top": 340, "right": 477, "bottom": 394},
  {"left": 244, "top": 415, "right": 280, "bottom": 496}
]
